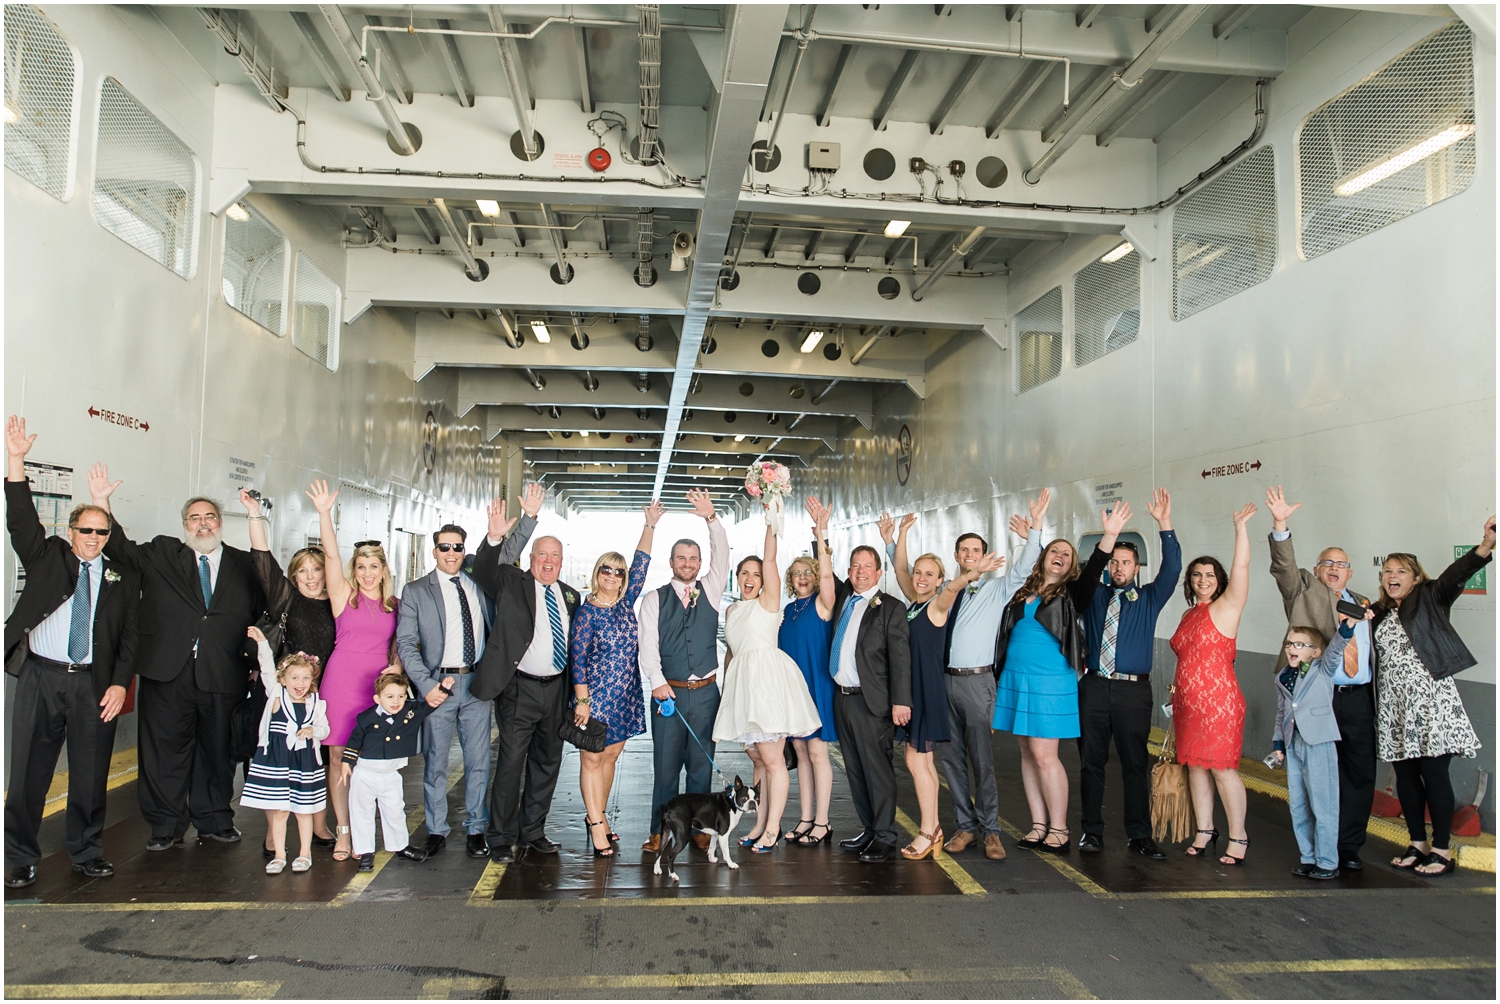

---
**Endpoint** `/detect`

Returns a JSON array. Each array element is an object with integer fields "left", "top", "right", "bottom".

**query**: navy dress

[
  {"left": 569, "top": 550, "right": 651, "bottom": 746},
  {"left": 778, "top": 595, "right": 837, "bottom": 742},
  {"left": 897, "top": 600, "right": 951, "bottom": 753}
]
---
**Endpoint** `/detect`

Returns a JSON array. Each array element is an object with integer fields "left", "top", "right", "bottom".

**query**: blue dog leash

[{"left": 657, "top": 696, "right": 728, "bottom": 788}]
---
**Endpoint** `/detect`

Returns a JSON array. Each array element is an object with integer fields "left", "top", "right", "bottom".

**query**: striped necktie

[
  {"left": 67, "top": 560, "right": 92, "bottom": 663},
  {"left": 829, "top": 594, "right": 864, "bottom": 678},
  {"left": 1099, "top": 590, "right": 1123, "bottom": 678},
  {"left": 544, "top": 584, "right": 567, "bottom": 673}
]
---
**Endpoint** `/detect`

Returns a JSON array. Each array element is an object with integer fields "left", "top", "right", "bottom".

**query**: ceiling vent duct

[
  {"left": 636, "top": 314, "right": 654, "bottom": 351},
  {"left": 634, "top": 5, "right": 661, "bottom": 165},
  {"left": 635, "top": 210, "right": 656, "bottom": 286}
]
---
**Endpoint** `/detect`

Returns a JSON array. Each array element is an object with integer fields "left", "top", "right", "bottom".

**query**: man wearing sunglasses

[
  {"left": 1266, "top": 486, "right": 1375, "bottom": 873},
  {"left": 4, "top": 417, "right": 141, "bottom": 888},
  {"left": 397, "top": 484, "right": 544, "bottom": 859}
]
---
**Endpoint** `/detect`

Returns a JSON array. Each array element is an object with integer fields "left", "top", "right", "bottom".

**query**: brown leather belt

[
  {"left": 666, "top": 677, "right": 716, "bottom": 690},
  {"left": 945, "top": 665, "right": 991, "bottom": 677}
]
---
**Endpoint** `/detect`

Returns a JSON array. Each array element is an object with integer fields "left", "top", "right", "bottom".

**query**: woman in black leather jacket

[
  {"left": 992, "top": 505, "right": 1125, "bottom": 853},
  {"left": 1375, "top": 516, "right": 1494, "bottom": 877}
]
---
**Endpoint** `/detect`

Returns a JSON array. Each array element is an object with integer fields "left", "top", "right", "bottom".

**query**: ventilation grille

[
  {"left": 1016, "top": 287, "right": 1063, "bottom": 393},
  {"left": 93, "top": 77, "right": 199, "bottom": 278},
  {"left": 1172, "top": 146, "right": 1276, "bottom": 321},
  {"left": 293, "top": 251, "right": 340, "bottom": 370},
  {"left": 1299, "top": 22, "right": 1474, "bottom": 259},
  {"left": 1074, "top": 249, "right": 1140, "bottom": 366},
  {"left": 222, "top": 203, "right": 288, "bottom": 335},
  {"left": 4, "top": 4, "right": 78, "bottom": 200}
]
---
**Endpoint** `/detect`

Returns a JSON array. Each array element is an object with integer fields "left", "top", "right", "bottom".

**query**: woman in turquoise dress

[{"left": 570, "top": 501, "right": 661, "bottom": 857}]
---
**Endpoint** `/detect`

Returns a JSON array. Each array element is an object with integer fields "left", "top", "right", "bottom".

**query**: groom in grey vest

[{"left": 638, "top": 489, "right": 729, "bottom": 852}]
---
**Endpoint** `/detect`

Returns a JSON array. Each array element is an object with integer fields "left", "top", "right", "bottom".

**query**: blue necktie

[
  {"left": 68, "top": 561, "right": 92, "bottom": 664},
  {"left": 829, "top": 594, "right": 864, "bottom": 678},
  {"left": 452, "top": 576, "right": 476, "bottom": 666},
  {"left": 199, "top": 555, "right": 213, "bottom": 608},
  {"left": 544, "top": 585, "right": 567, "bottom": 673}
]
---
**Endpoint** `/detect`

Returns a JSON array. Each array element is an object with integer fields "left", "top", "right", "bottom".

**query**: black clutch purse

[{"left": 558, "top": 715, "right": 607, "bottom": 753}]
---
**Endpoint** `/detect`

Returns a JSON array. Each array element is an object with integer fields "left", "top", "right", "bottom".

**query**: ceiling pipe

[
  {"left": 493, "top": 309, "right": 521, "bottom": 348},
  {"left": 539, "top": 204, "right": 572, "bottom": 282},
  {"left": 760, "top": 5, "right": 818, "bottom": 168},
  {"left": 635, "top": 210, "right": 656, "bottom": 286},
  {"left": 810, "top": 379, "right": 840, "bottom": 404},
  {"left": 430, "top": 198, "right": 488, "bottom": 280},
  {"left": 909, "top": 226, "right": 986, "bottom": 301},
  {"left": 636, "top": 315, "right": 654, "bottom": 351},
  {"left": 524, "top": 368, "right": 546, "bottom": 390},
  {"left": 489, "top": 5, "right": 538, "bottom": 160},
  {"left": 850, "top": 325, "right": 896, "bottom": 365},
  {"left": 317, "top": 5, "right": 419, "bottom": 155},
  {"left": 199, "top": 8, "right": 288, "bottom": 113},
  {"left": 636, "top": 5, "right": 662, "bottom": 165}
]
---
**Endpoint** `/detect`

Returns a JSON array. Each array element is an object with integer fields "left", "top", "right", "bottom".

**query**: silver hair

[{"left": 180, "top": 496, "right": 222, "bottom": 522}]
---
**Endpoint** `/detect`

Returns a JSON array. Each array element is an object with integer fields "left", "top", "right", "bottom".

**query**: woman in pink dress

[
  {"left": 307, "top": 479, "right": 398, "bottom": 862},
  {"left": 1170, "top": 503, "right": 1256, "bottom": 867}
]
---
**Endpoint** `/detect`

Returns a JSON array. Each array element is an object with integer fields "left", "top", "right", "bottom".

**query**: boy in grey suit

[{"left": 1272, "top": 608, "right": 1372, "bottom": 880}]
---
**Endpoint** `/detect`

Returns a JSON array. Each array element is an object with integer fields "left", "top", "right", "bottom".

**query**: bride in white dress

[{"left": 713, "top": 515, "right": 822, "bottom": 852}]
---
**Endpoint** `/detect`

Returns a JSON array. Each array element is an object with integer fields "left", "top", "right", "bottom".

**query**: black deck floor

[{"left": 5, "top": 729, "right": 1494, "bottom": 999}]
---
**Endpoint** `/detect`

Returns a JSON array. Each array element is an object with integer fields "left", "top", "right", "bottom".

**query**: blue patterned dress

[
  {"left": 570, "top": 550, "right": 651, "bottom": 745},
  {"left": 779, "top": 595, "right": 837, "bottom": 742}
]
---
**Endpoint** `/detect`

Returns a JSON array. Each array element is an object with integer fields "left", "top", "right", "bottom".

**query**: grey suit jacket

[
  {"left": 396, "top": 515, "right": 534, "bottom": 697},
  {"left": 1268, "top": 531, "right": 1368, "bottom": 672},
  {"left": 1272, "top": 625, "right": 1353, "bottom": 748}
]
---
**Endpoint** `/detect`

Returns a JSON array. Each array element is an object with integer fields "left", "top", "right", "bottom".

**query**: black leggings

[{"left": 1392, "top": 755, "right": 1455, "bottom": 850}]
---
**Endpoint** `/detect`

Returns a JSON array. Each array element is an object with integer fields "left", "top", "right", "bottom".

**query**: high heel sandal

[
  {"left": 750, "top": 833, "right": 781, "bottom": 854},
  {"left": 585, "top": 818, "right": 615, "bottom": 858},
  {"left": 797, "top": 823, "right": 833, "bottom": 846},
  {"left": 1038, "top": 827, "right": 1070, "bottom": 854},
  {"left": 1219, "top": 837, "right": 1249, "bottom": 866},
  {"left": 1016, "top": 823, "right": 1047, "bottom": 850},
  {"left": 1184, "top": 828, "right": 1220, "bottom": 858},
  {"left": 901, "top": 828, "right": 944, "bottom": 861},
  {"left": 784, "top": 819, "right": 814, "bottom": 842},
  {"left": 331, "top": 825, "right": 351, "bottom": 862},
  {"left": 738, "top": 832, "right": 766, "bottom": 848}
]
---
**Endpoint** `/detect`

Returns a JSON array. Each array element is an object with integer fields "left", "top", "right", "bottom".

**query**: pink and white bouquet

[{"left": 745, "top": 460, "right": 792, "bottom": 534}]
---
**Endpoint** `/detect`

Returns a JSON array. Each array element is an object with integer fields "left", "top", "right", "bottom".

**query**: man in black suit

[
  {"left": 4, "top": 418, "right": 140, "bottom": 888},
  {"left": 469, "top": 501, "right": 580, "bottom": 864},
  {"left": 811, "top": 499, "right": 912, "bottom": 863},
  {"left": 88, "top": 462, "right": 265, "bottom": 850}
]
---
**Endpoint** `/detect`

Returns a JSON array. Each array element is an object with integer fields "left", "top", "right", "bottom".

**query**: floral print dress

[{"left": 569, "top": 550, "right": 651, "bottom": 746}]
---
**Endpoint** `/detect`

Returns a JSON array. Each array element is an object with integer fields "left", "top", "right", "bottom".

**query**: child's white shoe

[
  {"left": 265, "top": 858, "right": 287, "bottom": 875},
  {"left": 291, "top": 856, "right": 312, "bottom": 873}
]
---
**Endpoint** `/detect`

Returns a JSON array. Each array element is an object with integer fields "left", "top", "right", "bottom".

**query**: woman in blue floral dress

[{"left": 569, "top": 501, "right": 662, "bottom": 857}]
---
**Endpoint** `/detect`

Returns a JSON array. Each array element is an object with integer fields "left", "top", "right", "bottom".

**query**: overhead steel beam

[
  {"left": 288, "top": 11, "right": 351, "bottom": 102},
  {"left": 1145, "top": 5, "right": 1182, "bottom": 35},
  {"left": 317, "top": 5, "right": 417, "bottom": 154},
  {"left": 430, "top": 198, "right": 486, "bottom": 280},
  {"left": 506, "top": 210, "right": 527, "bottom": 248},
  {"left": 1005, "top": 6, "right": 1026, "bottom": 21},
  {"left": 651, "top": 4, "right": 789, "bottom": 496},
  {"left": 538, "top": 204, "right": 570, "bottom": 280},
  {"left": 574, "top": 26, "right": 594, "bottom": 113},
  {"left": 929, "top": 54, "right": 985, "bottom": 135},
  {"left": 493, "top": 406, "right": 837, "bottom": 444},
  {"left": 815, "top": 43, "right": 857, "bottom": 126},
  {"left": 1076, "top": 4, "right": 1106, "bottom": 28},
  {"left": 910, "top": 226, "right": 986, "bottom": 301},
  {"left": 490, "top": 5, "right": 539, "bottom": 159},
  {"left": 1213, "top": 4, "right": 1256, "bottom": 40},
  {"left": 872, "top": 50, "right": 920, "bottom": 131},
  {"left": 844, "top": 230, "right": 871, "bottom": 263},
  {"left": 761, "top": 5, "right": 819, "bottom": 170},
  {"left": 983, "top": 61, "right": 1054, "bottom": 137},
  {"left": 964, "top": 234, "right": 1003, "bottom": 269},
  {"left": 1024, "top": 5, "right": 1209, "bottom": 184},
  {"left": 363, "top": 15, "right": 414, "bottom": 104},
  {"left": 434, "top": 19, "right": 476, "bottom": 107},
  {"left": 411, "top": 207, "right": 441, "bottom": 245},
  {"left": 1041, "top": 65, "right": 1118, "bottom": 143},
  {"left": 925, "top": 231, "right": 964, "bottom": 268},
  {"left": 763, "top": 226, "right": 781, "bottom": 258},
  {"left": 1096, "top": 70, "right": 1181, "bottom": 146},
  {"left": 199, "top": 8, "right": 288, "bottom": 113},
  {"left": 518, "top": 435, "right": 817, "bottom": 463},
  {"left": 850, "top": 325, "right": 896, "bottom": 365}
]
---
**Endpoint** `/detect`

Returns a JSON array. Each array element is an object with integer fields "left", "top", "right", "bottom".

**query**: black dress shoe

[
  {"left": 466, "top": 833, "right": 489, "bottom": 858},
  {"left": 71, "top": 858, "right": 114, "bottom": 878},
  {"left": 525, "top": 836, "right": 561, "bottom": 855},
  {"left": 199, "top": 827, "right": 242, "bottom": 843},
  {"left": 1291, "top": 862, "right": 1316, "bottom": 877},
  {"left": 839, "top": 831, "right": 873, "bottom": 853},
  {"left": 5, "top": 865, "right": 37, "bottom": 888},
  {"left": 357, "top": 853, "right": 375, "bottom": 872},
  {"left": 423, "top": 833, "right": 446, "bottom": 856},
  {"left": 1308, "top": 866, "right": 1340, "bottom": 880},
  {"left": 489, "top": 844, "right": 515, "bottom": 864},
  {"left": 394, "top": 845, "right": 428, "bottom": 862},
  {"left": 859, "top": 840, "right": 895, "bottom": 863},
  {"left": 1128, "top": 837, "right": 1167, "bottom": 860},
  {"left": 145, "top": 835, "right": 184, "bottom": 852},
  {"left": 1078, "top": 833, "right": 1104, "bottom": 853},
  {"left": 1341, "top": 858, "right": 1363, "bottom": 872}
]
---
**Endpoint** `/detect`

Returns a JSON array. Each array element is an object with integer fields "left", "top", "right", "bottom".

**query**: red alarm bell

[{"left": 588, "top": 147, "right": 611, "bottom": 172}]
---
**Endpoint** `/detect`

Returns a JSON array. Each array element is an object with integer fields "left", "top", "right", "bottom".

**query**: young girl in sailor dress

[{"left": 243, "top": 627, "right": 331, "bottom": 875}]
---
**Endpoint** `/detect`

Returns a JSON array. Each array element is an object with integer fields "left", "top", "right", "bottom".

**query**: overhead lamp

[
  {"left": 734, "top": 434, "right": 746, "bottom": 442},
  {"left": 799, "top": 329, "right": 825, "bottom": 354},
  {"left": 1100, "top": 242, "right": 1133, "bottom": 264},
  {"left": 1335, "top": 123, "right": 1475, "bottom": 196},
  {"left": 579, "top": 430, "right": 589, "bottom": 438},
  {"left": 475, "top": 199, "right": 501, "bottom": 217},
  {"left": 530, "top": 319, "right": 551, "bottom": 343},
  {"left": 226, "top": 203, "right": 251, "bottom": 223},
  {"left": 883, "top": 220, "right": 910, "bottom": 239},
  {"left": 2, "top": 104, "right": 17, "bottom": 125}
]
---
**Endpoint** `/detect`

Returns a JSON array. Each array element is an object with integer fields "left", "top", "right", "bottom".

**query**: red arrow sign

[
  {"left": 88, "top": 406, "right": 150, "bottom": 432},
  {"left": 1201, "top": 460, "right": 1262, "bottom": 479}
]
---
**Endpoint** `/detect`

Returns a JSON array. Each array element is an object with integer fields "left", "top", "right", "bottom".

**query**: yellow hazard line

[
  {"left": 7, "top": 982, "right": 281, "bottom": 999},
  {"left": 1191, "top": 956, "right": 1495, "bottom": 999},
  {"left": 495, "top": 965, "right": 1094, "bottom": 996}
]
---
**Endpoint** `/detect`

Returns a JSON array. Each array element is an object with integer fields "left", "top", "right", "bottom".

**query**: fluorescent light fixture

[
  {"left": 530, "top": 320, "right": 551, "bottom": 343},
  {"left": 883, "top": 220, "right": 910, "bottom": 239},
  {"left": 799, "top": 329, "right": 825, "bottom": 354},
  {"left": 1335, "top": 123, "right": 1475, "bottom": 197},
  {"left": 1100, "top": 242, "right": 1133, "bottom": 264},
  {"left": 2, "top": 104, "right": 18, "bottom": 125},
  {"left": 579, "top": 430, "right": 588, "bottom": 438},
  {"left": 734, "top": 434, "right": 746, "bottom": 442},
  {"left": 226, "top": 203, "right": 251, "bottom": 223},
  {"left": 475, "top": 199, "right": 501, "bottom": 217}
]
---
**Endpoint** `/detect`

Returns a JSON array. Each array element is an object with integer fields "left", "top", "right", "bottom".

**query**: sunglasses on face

[
  {"left": 435, "top": 542, "right": 465, "bottom": 553},
  {"left": 598, "top": 566, "right": 625, "bottom": 578},
  {"left": 71, "top": 526, "right": 111, "bottom": 536},
  {"left": 354, "top": 540, "right": 382, "bottom": 549},
  {"left": 1316, "top": 560, "right": 1352, "bottom": 570}
]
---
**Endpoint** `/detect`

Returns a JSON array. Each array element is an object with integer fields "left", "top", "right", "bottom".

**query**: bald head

[
  {"left": 530, "top": 535, "right": 563, "bottom": 585},
  {"left": 1315, "top": 546, "right": 1352, "bottom": 592}
]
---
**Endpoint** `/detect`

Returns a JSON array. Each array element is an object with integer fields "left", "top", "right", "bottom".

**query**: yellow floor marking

[
  {"left": 1119, "top": 886, "right": 1496, "bottom": 901},
  {"left": 1191, "top": 956, "right": 1495, "bottom": 999},
  {"left": 467, "top": 859, "right": 507, "bottom": 905},
  {"left": 496, "top": 965, "right": 1094, "bottom": 996},
  {"left": 6, "top": 981, "right": 281, "bottom": 999},
  {"left": 419, "top": 977, "right": 503, "bottom": 998},
  {"left": 892, "top": 806, "right": 986, "bottom": 895},
  {"left": 3, "top": 749, "right": 141, "bottom": 820},
  {"left": 989, "top": 812, "right": 1115, "bottom": 898}
]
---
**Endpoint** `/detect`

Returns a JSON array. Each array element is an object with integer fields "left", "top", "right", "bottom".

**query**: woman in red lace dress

[{"left": 1170, "top": 503, "right": 1256, "bottom": 866}]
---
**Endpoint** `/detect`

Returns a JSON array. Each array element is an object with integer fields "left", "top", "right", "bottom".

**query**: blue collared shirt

[
  {"left": 1082, "top": 530, "right": 1182, "bottom": 676},
  {"left": 30, "top": 556, "right": 102, "bottom": 664}
]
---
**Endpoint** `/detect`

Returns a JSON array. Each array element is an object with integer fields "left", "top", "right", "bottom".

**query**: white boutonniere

[
  {"left": 1125, "top": 588, "right": 1138, "bottom": 602},
  {"left": 966, "top": 583, "right": 980, "bottom": 596},
  {"left": 564, "top": 589, "right": 577, "bottom": 605},
  {"left": 104, "top": 569, "right": 122, "bottom": 584},
  {"left": 871, "top": 595, "right": 882, "bottom": 608}
]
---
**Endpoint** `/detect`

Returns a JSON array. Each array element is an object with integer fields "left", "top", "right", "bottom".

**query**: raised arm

[
  {"left": 1144, "top": 488, "right": 1183, "bottom": 611},
  {"left": 689, "top": 488, "right": 731, "bottom": 604},
  {"left": 5, "top": 417, "right": 48, "bottom": 566},
  {"left": 889, "top": 513, "right": 919, "bottom": 602},
  {"left": 1433, "top": 516, "right": 1497, "bottom": 609},
  {"left": 807, "top": 496, "right": 836, "bottom": 620},
  {"left": 495, "top": 483, "right": 545, "bottom": 566},
  {"left": 1209, "top": 503, "right": 1258, "bottom": 638},
  {"left": 249, "top": 629, "right": 278, "bottom": 697},
  {"left": 995, "top": 489, "right": 1050, "bottom": 602},
  {"left": 305, "top": 479, "right": 348, "bottom": 617},
  {"left": 637, "top": 499, "right": 663, "bottom": 558},
  {"left": 1265, "top": 486, "right": 1311, "bottom": 611},
  {"left": 1071, "top": 501, "right": 1132, "bottom": 609},
  {"left": 86, "top": 462, "right": 140, "bottom": 567},
  {"left": 239, "top": 487, "right": 271, "bottom": 552},
  {"left": 758, "top": 518, "right": 781, "bottom": 612},
  {"left": 933, "top": 552, "right": 1003, "bottom": 624}
]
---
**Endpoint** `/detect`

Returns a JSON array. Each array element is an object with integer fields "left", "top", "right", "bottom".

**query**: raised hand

[
  {"left": 643, "top": 499, "right": 665, "bottom": 527},
  {"left": 899, "top": 513, "right": 917, "bottom": 535},
  {"left": 802, "top": 495, "right": 827, "bottom": 525},
  {"left": 520, "top": 481, "right": 545, "bottom": 518},
  {"left": 487, "top": 497, "right": 516, "bottom": 540},
  {"left": 1101, "top": 500, "right": 1133, "bottom": 536},
  {"left": 1265, "top": 486, "right": 1301, "bottom": 528},
  {"left": 5, "top": 415, "right": 36, "bottom": 459},
  {"left": 1231, "top": 502, "right": 1258, "bottom": 529},
  {"left": 1029, "top": 487, "right": 1052, "bottom": 529},
  {"left": 687, "top": 487, "right": 716, "bottom": 521},
  {"left": 1482, "top": 515, "right": 1496, "bottom": 555},
  {"left": 238, "top": 487, "right": 261, "bottom": 517},
  {"left": 247, "top": 625, "right": 266, "bottom": 644},
  {"left": 87, "top": 462, "right": 123, "bottom": 505},
  {"left": 305, "top": 479, "right": 338, "bottom": 514},
  {"left": 877, "top": 512, "right": 896, "bottom": 544},
  {"left": 1008, "top": 513, "right": 1030, "bottom": 538},
  {"left": 1146, "top": 488, "right": 1172, "bottom": 528},
  {"left": 972, "top": 552, "right": 1006, "bottom": 575}
]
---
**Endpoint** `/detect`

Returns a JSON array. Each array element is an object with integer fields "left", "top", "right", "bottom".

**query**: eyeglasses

[
  {"left": 354, "top": 540, "right": 382, "bottom": 549},
  {"left": 435, "top": 542, "right": 465, "bottom": 553},
  {"left": 598, "top": 567, "right": 625, "bottom": 578},
  {"left": 790, "top": 569, "right": 815, "bottom": 577},
  {"left": 184, "top": 514, "right": 221, "bottom": 525},
  {"left": 1284, "top": 641, "right": 1317, "bottom": 651},
  {"left": 70, "top": 526, "right": 111, "bottom": 536},
  {"left": 1316, "top": 560, "right": 1351, "bottom": 570}
]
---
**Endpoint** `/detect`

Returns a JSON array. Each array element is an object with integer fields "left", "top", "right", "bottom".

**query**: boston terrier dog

[{"left": 653, "top": 776, "right": 760, "bottom": 883}]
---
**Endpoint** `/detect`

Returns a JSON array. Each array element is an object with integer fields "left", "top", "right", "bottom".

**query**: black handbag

[
  {"left": 784, "top": 737, "right": 799, "bottom": 771},
  {"left": 558, "top": 715, "right": 608, "bottom": 753}
]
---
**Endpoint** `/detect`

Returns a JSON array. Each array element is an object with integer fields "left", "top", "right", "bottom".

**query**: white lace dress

[{"left": 713, "top": 601, "right": 822, "bottom": 745}]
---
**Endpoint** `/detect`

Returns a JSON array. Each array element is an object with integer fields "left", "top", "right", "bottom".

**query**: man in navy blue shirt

[{"left": 1078, "top": 488, "right": 1181, "bottom": 858}]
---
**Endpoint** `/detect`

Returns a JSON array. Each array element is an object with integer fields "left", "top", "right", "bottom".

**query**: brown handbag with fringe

[{"left": 1151, "top": 689, "right": 1194, "bottom": 844}]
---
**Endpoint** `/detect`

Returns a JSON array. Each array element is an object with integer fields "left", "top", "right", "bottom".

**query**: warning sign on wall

[{"left": 1455, "top": 545, "right": 1487, "bottom": 594}]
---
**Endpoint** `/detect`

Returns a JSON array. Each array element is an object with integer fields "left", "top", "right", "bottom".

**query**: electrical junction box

[{"left": 807, "top": 141, "right": 841, "bottom": 170}]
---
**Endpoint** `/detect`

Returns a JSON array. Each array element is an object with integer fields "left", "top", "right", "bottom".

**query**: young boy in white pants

[{"left": 339, "top": 669, "right": 454, "bottom": 871}]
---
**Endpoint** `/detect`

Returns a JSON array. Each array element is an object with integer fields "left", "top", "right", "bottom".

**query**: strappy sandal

[
  {"left": 331, "top": 825, "right": 351, "bottom": 862},
  {"left": 1415, "top": 851, "right": 1455, "bottom": 876},
  {"left": 1016, "top": 823, "right": 1048, "bottom": 850},
  {"left": 798, "top": 822, "right": 833, "bottom": 846},
  {"left": 1184, "top": 828, "right": 1219, "bottom": 857},
  {"left": 1219, "top": 837, "right": 1249, "bottom": 866},
  {"left": 901, "top": 828, "right": 943, "bottom": 861},
  {"left": 1392, "top": 845, "right": 1429, "bottom": 870},
  {"left": 1039, "top": 826, "right": 1071, "bottom": 855},
  {"left": 784, "top": 819, "right": 814, "bottom": 842},
  {"left": 585, "top": 818, "right": 615, "bottom": 858}
]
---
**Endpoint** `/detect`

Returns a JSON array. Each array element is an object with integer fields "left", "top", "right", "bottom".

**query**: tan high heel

[{"left": 901, "top": 828, "right": 944, "bottom": 860}]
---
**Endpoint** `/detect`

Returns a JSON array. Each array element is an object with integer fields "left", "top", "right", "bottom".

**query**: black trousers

[
  {"left": 137, "top": 660, "right": 238, "bottom": 839},
  {"left": 833, "top": 690, "right": 897, "bottom": 846},
  {"left": 1331, "top": 683, "right": 1377, "bottom": 860},
  {"left": 4, "top": 658, "right": 118, "bottom": 865},
  {"left": 486, "top": 673, "right": 567, "bottom": 848},
  {"left": 1393, "top": 754, "right": 1456, "bottom": 850},
  {"left": 1078, "top": 674, "right": 1154, "bottom": 841}
]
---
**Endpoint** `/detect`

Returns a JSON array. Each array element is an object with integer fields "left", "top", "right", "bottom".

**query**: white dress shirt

[
  {"left": 638, "top": 517, "right": 730, "bottom": 691},
  {"left": 438, "top": 572, "right": 485, "bottom": 668},
  {"left": 833, "top": 585, "right": 881, "bottom": 688},
  {"left": 30, "top": 557, "right": 103, "bottom": 664},
  {"left": 517, "top": 579, "right": 569, "bottom": 677}
]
